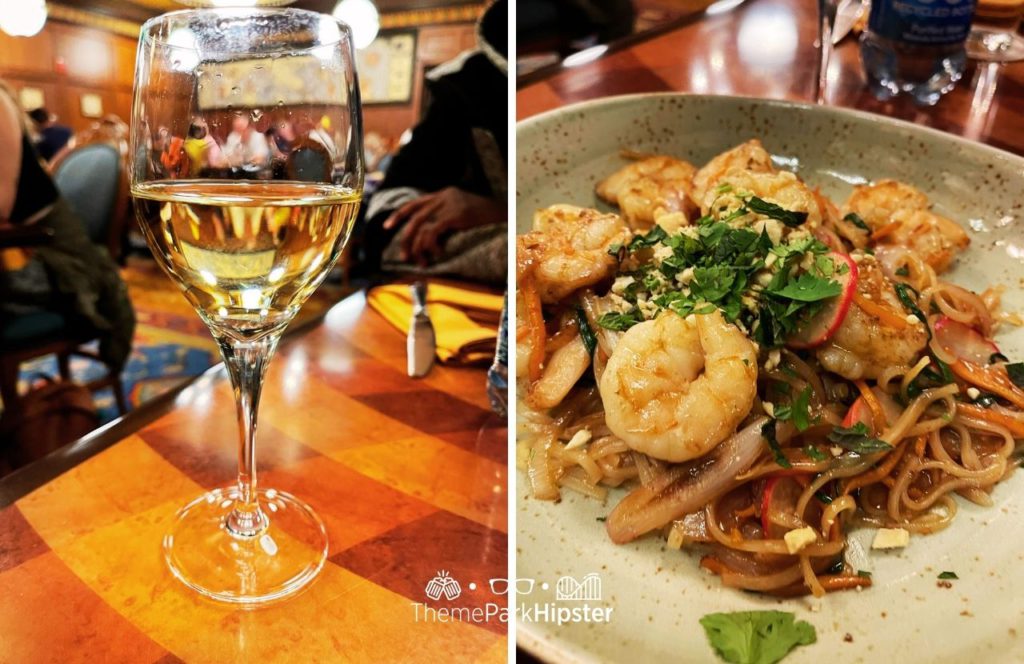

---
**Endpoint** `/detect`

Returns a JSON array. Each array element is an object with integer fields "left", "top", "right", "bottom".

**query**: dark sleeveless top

[{"left": 9, "top": 133, "right": 59, "bottom": 223}]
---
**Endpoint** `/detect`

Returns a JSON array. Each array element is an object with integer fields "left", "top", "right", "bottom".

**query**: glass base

[
  {"left": 967, "top": 29, "right": 1024, "bottom": 62},
  {"left": 163, "top": 486, "right": 328, "bottom": 606}
]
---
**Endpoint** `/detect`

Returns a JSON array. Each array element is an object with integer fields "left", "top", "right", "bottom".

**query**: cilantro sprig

[{"left": 699, "top": 611, "right": 817, "bottom": 664}]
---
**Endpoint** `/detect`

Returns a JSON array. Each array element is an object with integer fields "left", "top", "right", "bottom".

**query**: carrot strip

[
  {"left": 699, "top": 556, "right": 726, "bottom": 576},
  {"left": 854, "top": 380, "right": 885, "bottom": 427},
  {"left": 951, "top": 360, "right": 1024, "bottom": 410},
  {"left": 854, "top": 292, "right": 909, "bottom": 328},
  {"left": 957, "top": 402, "right": 1024, "bottom": 437},
  {"left": 520, "top": 281, "right": 546, "bottom": 382},
  {"left": 871, "top": 220, "right": 902, "bottom": 242},
  {"left": 817, "top": 575, "right": 873, "bottom": 592}
]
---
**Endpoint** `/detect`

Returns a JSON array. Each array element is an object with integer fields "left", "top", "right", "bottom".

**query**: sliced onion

[{"left": 605, "top": 417, "right": 769, "bottom": 543}]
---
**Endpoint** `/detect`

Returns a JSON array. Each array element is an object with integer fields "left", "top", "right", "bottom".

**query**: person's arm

[{"left": 0, "top": 90, "right": 23, "bottom": 221}]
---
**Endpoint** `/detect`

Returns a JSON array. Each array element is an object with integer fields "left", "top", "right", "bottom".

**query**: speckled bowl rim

[{"left": 515, "top": 93, "right": 1024, "bottom": 663}]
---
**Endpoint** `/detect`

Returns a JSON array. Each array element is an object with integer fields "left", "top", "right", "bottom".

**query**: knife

[{"left": 407, "top": 281, "right": 436, "bottom": 378}]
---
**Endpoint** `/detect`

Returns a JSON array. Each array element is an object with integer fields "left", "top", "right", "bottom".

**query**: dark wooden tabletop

[
  {"left": 0, "top": 290, "right": 509, "bottom": 662},
  {"left": 518, "top": 0, "right": 1024, "bottom": 157}
]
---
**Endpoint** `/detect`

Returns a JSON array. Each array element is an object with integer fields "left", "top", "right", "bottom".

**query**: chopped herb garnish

[
  {"left": 576, "top": 308, "right": 597, "bottom": 356},
  {"left": 843, "top": 212, "right": 870, "bottom": 232},
  {"left": 761, "top": 419, "right": 792, "bottom": 469},
  {"left": 595, "top": 516, "right": 607, "bottom": 522},
  {"left": 990, "top": 352, "right": 1009, "bottom": 364},
  {"left": 699, "top": 611, "right": 817, "bottom": 664},
  {"left": 827, "top": 422, "right": 893, "bottom": 455},
  {"left": 804, "top": 445, "right": 827, "bottom": 461},
  {"left": 893, "top": 283, "right": 930, "bottom": 341},
  {"left": 597, "top": 309, "right": 642, "bottom": 331},
  {"left": 607, "top": 242, "right": 623, "bottom": 256},
  {"left": 1006, "top": 362, "right": 1024, "bottom": 389},
  {"left": 627, "top": 224, "right": 667, "bottom": 250},
  {"left": 768, "top": 272, "right": 842, "bottom": 303},
  {"left": 746, "top": 196, "right": 808, "bottom": 228},
  {"left": 937, "top": 571, "right": 958, "bottom": 580},
  {"left": 895, "top": 265, "right": 910, "bottom": 277},
  {"left": 816, "top": 491, "right": 833, "bottom": 504},
  {"left": 857, "top": 570, "right": 872, "bottom": 578}
]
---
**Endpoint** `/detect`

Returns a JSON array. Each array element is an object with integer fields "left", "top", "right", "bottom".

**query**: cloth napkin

[{"left": 367, "top": 280, "right": 503, "bottom": 365}]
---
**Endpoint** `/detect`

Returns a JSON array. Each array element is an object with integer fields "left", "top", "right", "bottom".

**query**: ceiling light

[
  {"left": 0, "top": 0, "right": 47, "bottom": 37},
  {"left": 332, "top": 0, "right": 379, "bottom": 50}
]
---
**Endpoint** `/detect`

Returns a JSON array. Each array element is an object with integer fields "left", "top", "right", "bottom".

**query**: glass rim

[{"left": 139, "top": 7, "right": 354, "bottom": 50}]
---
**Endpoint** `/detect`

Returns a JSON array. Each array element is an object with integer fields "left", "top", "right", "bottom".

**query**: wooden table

[
  {"left": 518, "top": 0, "right": 1024, "bottom": 156},
  {"left": 0, "top": 291, "right": 508, "bottom": 663}
]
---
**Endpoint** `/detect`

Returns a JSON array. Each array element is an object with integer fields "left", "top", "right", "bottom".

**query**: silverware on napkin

[{"left": 407, "top": 281, "right": 436, "bottom": 378}]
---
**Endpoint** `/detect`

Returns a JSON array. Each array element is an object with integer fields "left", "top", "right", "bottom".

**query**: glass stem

[{"left": 216, "top": 331, "right": 280, "bottom": 539}]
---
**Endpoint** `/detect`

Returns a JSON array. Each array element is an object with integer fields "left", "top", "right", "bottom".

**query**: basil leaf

[
  {"left": 1006, "top": 362, "right": 1024, "bottom": 389},
  {"left": 576, "top": 308, "right": 597, "bottom": 356},
  {"left": 792, "top": 386, "right": 813, "bottom": 432},
  {"left": 827, "top": 423, "right": 893, "bottom": 454},
  {"left": 761, "top": 419, "right": 791, "bottom": 469},
  {"left": 804, "top": 445, "right": 827, "bottom": 461},
  {"left": 746, "top": 196, "right": 808, "bottom": 228},
  {"left": 843, "top": 212, "right": 870, "bottom": 232},
  {"left": 893, "top": 283, "right": 930, "bottom": 341}
]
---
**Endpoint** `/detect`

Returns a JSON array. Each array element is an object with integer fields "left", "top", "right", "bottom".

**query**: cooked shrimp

[
  {"left": 692, "top": 139, "right": 774, "bottom": 203},
  {"left": 595, "top": 154, "right": 698, "bottom": 231},
  {"left": 843, "top": 180, "right": 969, "bottom": 273},
  {"left": 599, "top": 310, "right": 758, "bottom": 463},
  {"left": 517, "top": 204, "right": 632, "bottom": 304},
  {"left": 816, "top": 255, "right": 929, "bottom": 380},
  {"left": 702, "top": 168, "right": 823, "bottom": 235}
]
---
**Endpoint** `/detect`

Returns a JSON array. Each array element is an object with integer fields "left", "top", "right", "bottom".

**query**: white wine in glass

[{"left": 130, "top": 8, "right": 363, "bottom": 605}]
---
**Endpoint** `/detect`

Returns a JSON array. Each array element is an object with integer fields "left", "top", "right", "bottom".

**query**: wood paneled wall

[
  {"left": 0, "top": 20, "right": 136, "bottom": 132},
  {"left": 1, "top": 19, "right": 479, "bottom": 143},
  {"left": 362, "top": 23, "right": 478, "bottom": 142}
]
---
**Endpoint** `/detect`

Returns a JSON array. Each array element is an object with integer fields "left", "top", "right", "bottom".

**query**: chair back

[
  {"left": 50, "top": 119, "right": 130, "bottom": 261},
  {"left": 286, "top": 138, "right": 332, "bottom": 182}
]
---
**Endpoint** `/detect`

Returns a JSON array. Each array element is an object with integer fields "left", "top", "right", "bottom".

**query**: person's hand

[{"left": 383, "top": 187, "right": 505, "bottom": 266}]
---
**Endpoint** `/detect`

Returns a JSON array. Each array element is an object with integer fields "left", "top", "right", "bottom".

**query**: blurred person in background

[
  {"left": 27, "top": 107, "right": 72, "bottom": 162},
  {"left": 184, "top": 117, "right": 225, "bottom": 175},
  {"left": 224, "top": 115, "right": 269, "bottom": 170},
  {"left": 363, "top": 0, "right": 507, "bottom": 286},
  {"left": 518, "top": 0, "right": 635, "bottom": 65},
  {"left": 0, "top": 82, "right": 134, "bottom": 375}
]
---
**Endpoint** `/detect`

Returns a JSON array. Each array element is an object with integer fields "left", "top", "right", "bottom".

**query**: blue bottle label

[{"left": 868, "top": 0, "right": 976, "bottom": 45}]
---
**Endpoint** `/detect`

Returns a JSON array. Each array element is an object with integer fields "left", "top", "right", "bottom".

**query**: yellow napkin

[{"left": 367, "top": 281, "right": 503, "bottom": 364}]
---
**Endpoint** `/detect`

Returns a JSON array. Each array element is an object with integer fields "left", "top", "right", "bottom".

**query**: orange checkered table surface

[{"left": 0, "top": 291, "right": 508, "bottom": 663}]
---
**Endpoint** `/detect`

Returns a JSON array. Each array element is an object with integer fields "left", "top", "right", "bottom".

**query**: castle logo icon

[
  {"left": 555, "top": 573, "right": 601, "bottom": 601},
  {"left": 425, "top": 570, "right": 462, "bottom": 601}
]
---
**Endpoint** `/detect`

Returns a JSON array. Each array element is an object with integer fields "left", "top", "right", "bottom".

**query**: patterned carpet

[{"left": 14, "top": 256, "right": 351, "bottom": 423}]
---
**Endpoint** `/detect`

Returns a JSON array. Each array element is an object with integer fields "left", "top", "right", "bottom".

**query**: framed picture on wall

[
  {"left": 80, "top": 93, "right": 104, "bottom": 118},
  {"left": 356, "top": 30, "right": 417, "bottom": 105}
]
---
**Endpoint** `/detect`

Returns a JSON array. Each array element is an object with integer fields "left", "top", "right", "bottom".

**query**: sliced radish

[
  {"left": 761, "top": 475, "right": 804, "bottom": 538},
  {"left": 841, "top": 396, "right": 874, "bottom": 432},
  {"left": 787, "top": 252, "right": 859, "bottom": 349},
  {"left": 934, "top": 316, "right": 1000, "bottom": 366}
]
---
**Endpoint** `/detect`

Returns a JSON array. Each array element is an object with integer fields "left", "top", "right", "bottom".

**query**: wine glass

[{"left": 129, "top": 8, "right": 363, "bottom": 605}]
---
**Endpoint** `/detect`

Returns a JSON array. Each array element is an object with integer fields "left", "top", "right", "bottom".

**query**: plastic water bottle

[
  {"left": 487, "top": 292, "right": 508, "bottom": 417},
  {"left": 860, "top": 0, "right": 977, "bottom": 105}
]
